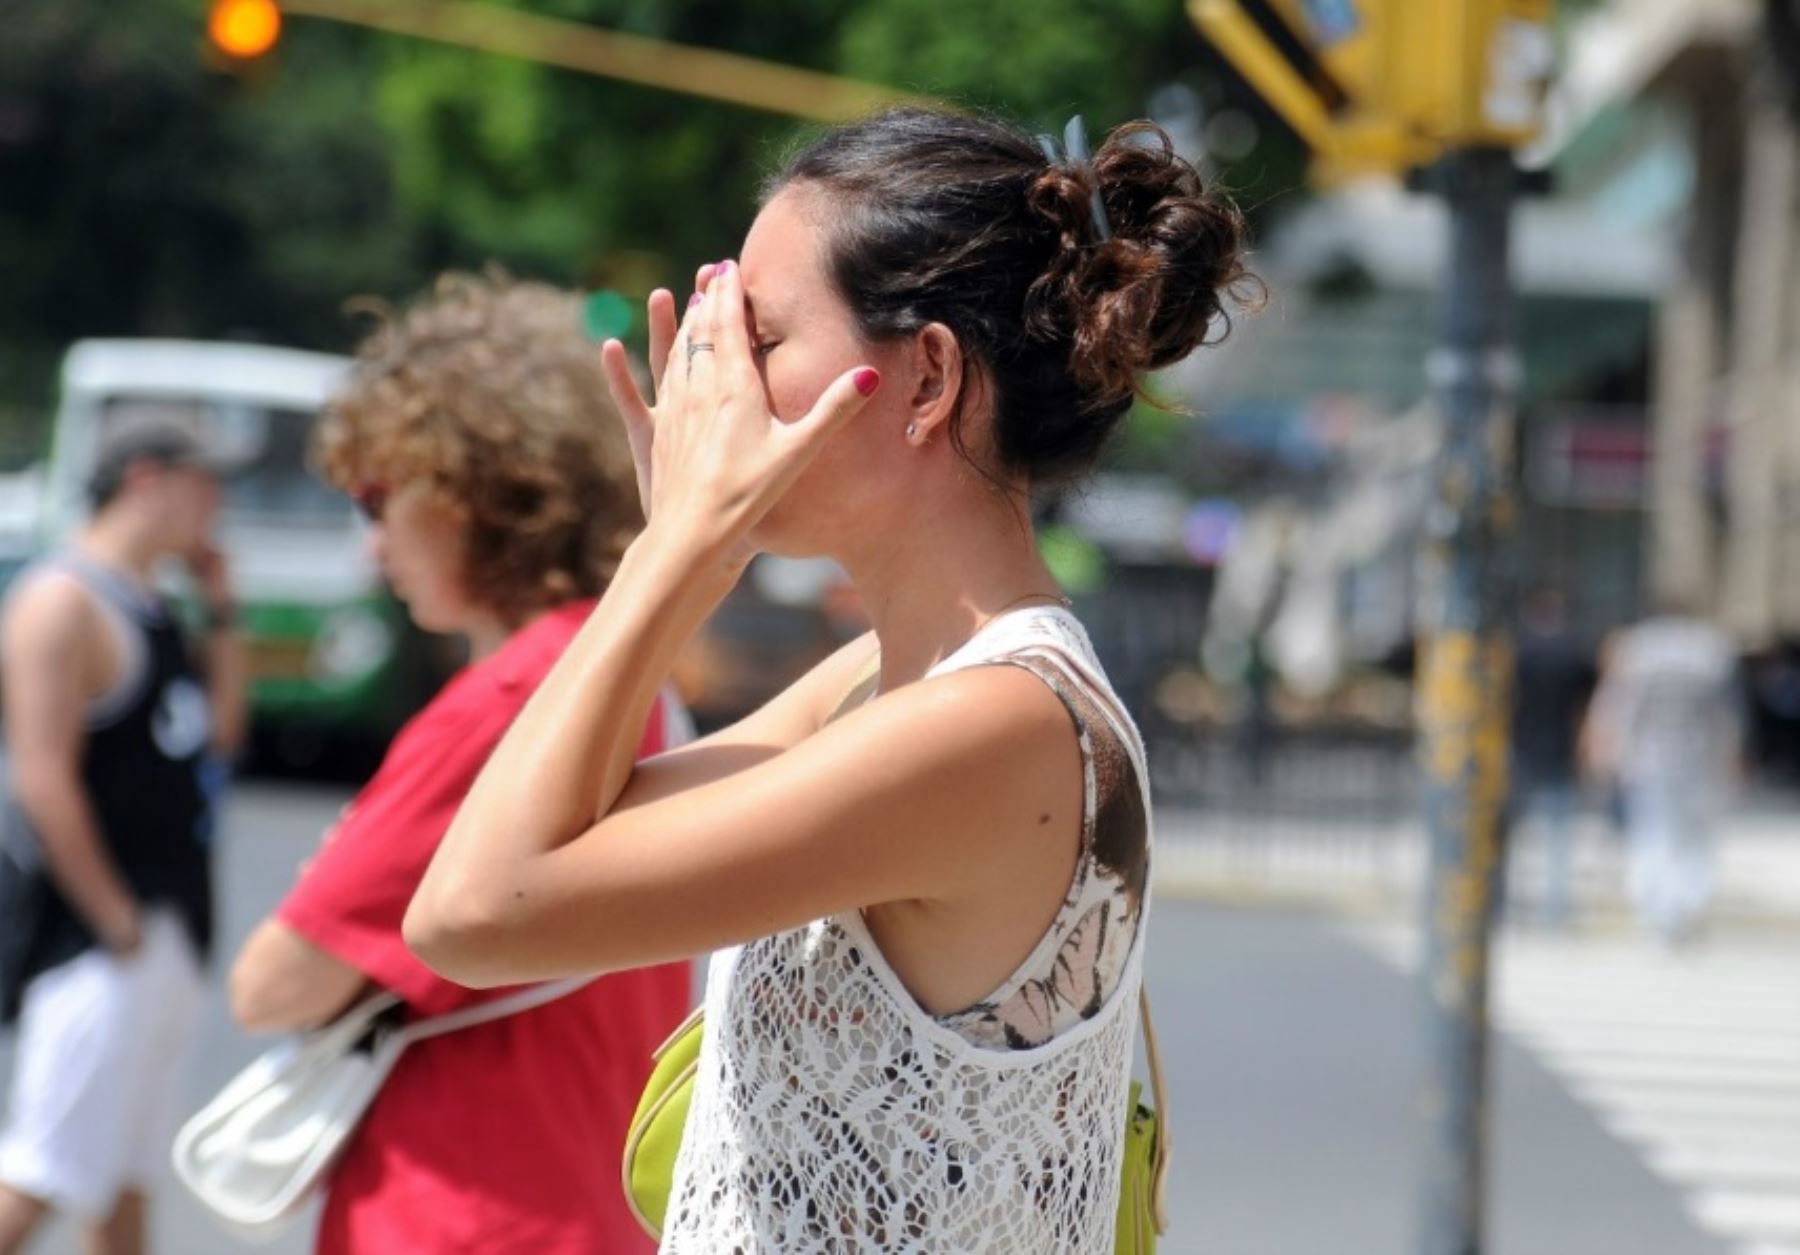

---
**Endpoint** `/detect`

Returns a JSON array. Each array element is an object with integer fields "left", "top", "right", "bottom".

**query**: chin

[{"left": 391, "top": 593, "right": 440, "bottom": 634}]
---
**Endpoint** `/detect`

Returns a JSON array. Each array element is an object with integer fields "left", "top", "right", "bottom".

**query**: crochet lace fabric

[{"left": 661, "top": 608, "right": 1153, "bottom": 1254}]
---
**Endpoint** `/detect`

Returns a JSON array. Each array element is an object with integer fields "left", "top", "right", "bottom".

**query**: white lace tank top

[{"left": 661, "top": 606, "right": 1154, "bottom": 1254}]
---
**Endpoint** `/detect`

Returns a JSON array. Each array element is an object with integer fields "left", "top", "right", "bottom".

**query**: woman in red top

[{"left": 228, "top": 273, "right": 691, "bottom": 1254}]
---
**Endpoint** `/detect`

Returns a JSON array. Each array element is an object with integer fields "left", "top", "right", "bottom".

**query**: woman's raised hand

[
  {"left": 600, "top": 260, "right": 879, "bottom": 567},
  {"left": 599, "top": 264, "right": 700, "bottom": 523}
]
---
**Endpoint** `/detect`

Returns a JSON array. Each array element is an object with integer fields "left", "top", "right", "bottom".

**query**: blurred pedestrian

[
  {"left": 0, "top": 424, "right": 245, "bottom": 1255},
  {"left": 407, "top": 110, "right": 1252, "bottom": 1251},
  {"left": 227, "top": 273, "right": 690, "bottom": 1254},
  {"left": 1584, "top": 598, "right": 1743, "bottom": 945},
  {"left": 1509, "top": 586, "right": 1595, "bottom": 928}
]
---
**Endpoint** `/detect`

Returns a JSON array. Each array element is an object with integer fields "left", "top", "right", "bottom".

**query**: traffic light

[
  {"left": 207, "top": 0, "right": 283, "bottom": 61},
  {"left": 1359, "top": 0, "right": 1555, "bottom": 149},
  {"left": 1191, "top": 0, "right": 1556, "bottom": 176}
]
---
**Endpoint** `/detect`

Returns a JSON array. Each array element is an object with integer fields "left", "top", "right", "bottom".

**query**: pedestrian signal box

[{"left": 1190, "top": 0, "right": 1555, "bottom": 176}]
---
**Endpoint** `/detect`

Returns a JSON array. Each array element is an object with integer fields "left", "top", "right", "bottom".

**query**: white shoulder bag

[{"left": 172, "top": 977, "right": 591, "bottom": 1243}]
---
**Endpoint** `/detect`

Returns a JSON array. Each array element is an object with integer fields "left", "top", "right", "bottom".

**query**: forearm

[
  {"left": 230, "top": 918, "right": 367, "bottom": 1034},
  {"left": 15, "top": 769, "right": 137, "bottom": 945},
  {"left": 418, "top": 530, "right": 734, "bottom": 909},
  {"left": 205, "top": 626, "right": 249, "bottom": 759}
]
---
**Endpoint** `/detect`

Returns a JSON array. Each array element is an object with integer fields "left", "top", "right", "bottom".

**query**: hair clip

[{"left": 1035, "top": 114, "right": 1113, "bottom": 243}]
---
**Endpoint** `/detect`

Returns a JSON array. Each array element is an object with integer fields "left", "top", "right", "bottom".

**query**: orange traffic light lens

[{"left": 209, "top": 0, "right": 282, "bottom": 58}]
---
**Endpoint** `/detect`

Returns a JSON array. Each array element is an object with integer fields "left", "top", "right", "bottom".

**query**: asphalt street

[{"left": 2, "top": 782, "right": 1755, "bottom": 1255}]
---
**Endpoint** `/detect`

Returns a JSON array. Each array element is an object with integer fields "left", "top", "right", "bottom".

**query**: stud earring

[{"left": 905, "top": 421, "right": 919, "bottom": 442}]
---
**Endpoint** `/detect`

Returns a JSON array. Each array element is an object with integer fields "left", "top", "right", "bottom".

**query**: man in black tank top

[{"left": 0, "top": 423, "right": 246, "bottom": 1255}]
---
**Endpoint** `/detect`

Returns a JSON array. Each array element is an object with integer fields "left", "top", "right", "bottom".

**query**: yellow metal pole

[
  {"left": 278, "top": 0, "right": 929, "bottom": 123},
  {"left": 1187, "top": 0, "right": 1342, "bottom": 155}
]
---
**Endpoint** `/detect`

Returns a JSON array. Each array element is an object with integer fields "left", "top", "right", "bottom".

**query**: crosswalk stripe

[
  {"left": 1545, "top": 1055, "right": 1800, "bottom": 1091},
  {"left": 1690, "top": 1191, "right": 1800, "bottom": 1242},
  {"left": 1649, "top": 1148, "right": 1800, "bottom": 1191},
  {"left": 1512, "top": 1024, "right": 1800, "bottom": 1065},
  {"left": 1607, "top": 1112, "right": 1800, "bottom": 1155},
  {"left": 1350, "top": 922, "right": 1800, "bottom": 1253},
  {"left": 1572, "top": 1083, "right": 1800, "bottom": 1125}
]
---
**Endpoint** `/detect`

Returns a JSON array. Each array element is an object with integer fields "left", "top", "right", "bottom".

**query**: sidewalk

[{"left": 1154, "top": 800, "right": 1800, "bottom": 928}]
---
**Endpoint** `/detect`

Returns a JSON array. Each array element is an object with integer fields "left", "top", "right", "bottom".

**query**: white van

[{"left": 34, "top": 339, "right": 437, "bottom": 760}]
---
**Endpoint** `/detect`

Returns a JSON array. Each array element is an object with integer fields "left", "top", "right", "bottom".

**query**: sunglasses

[{"left": 352, "top": 485, "right": 390, "bottom": 522}]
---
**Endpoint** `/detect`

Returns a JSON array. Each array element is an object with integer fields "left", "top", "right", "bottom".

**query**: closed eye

[{"left": 754, "top": 341, "right": 781, "bottom": 358}]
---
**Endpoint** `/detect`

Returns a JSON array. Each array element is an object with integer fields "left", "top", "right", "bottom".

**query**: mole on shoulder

[{"left": 1039, "top": 813, "right": 1052, "bottom": 825}]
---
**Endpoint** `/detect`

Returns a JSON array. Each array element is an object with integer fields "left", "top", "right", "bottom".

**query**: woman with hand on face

[
  {"left": 229, "top": 273, "right": 691, "bottom": 1255},
  {"left": 407, "top": 112, "right": 1253, "bottom": 1252}
]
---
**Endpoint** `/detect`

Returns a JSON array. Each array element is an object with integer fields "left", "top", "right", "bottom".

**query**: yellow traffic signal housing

[
  {"left": 1360, "top": 0, "right": 1554, "bottom": 148},
  {"left": 1191, "top": 0, "right": 1554, "bottom": 176}
]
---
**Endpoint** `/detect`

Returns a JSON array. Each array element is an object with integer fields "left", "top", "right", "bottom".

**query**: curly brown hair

[
  {"left": 315, "top": 271, "right": 641, "bottom": 627},
  {"left": 769, "top": 109, "right": 1262, "bottom": 485}
]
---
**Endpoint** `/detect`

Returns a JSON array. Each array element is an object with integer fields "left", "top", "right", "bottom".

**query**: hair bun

[{"left": 1025, "top": 123, "right": 1256, "bottom": 413}]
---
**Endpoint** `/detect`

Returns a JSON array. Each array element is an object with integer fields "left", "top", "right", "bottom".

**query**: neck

[
  {"left": 836, "top": 488, "right": 1063, "bottom": 693},
  {"left": 75, "top": 511, "right": 162, "bottom": 585},
  {"left": 465, "top": 610, "right": 516, "bottom": 662}
]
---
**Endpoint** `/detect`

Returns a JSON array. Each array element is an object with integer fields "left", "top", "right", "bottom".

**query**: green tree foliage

[{"left": 0, "top": 0, "right": 1291, "bottom": 455}]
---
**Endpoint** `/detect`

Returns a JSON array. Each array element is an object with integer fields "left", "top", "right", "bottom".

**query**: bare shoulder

[
  {"left": 837, "top": 658, "right": 1078, "bottom": 781},
  {"left": 2, "top": 569, "right": 100, "bottom": 661},
  {"left": 797, "top": 659, "right": 1084, "bottom": 901}
]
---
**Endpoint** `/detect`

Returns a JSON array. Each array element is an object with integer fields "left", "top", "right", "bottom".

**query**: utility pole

[
  {"left": 1413, "top": 146, "right": 1519, "bottom": 1255},
  {"left": 1189, "top": 6, "right": 1553, "bottom": 1253}
]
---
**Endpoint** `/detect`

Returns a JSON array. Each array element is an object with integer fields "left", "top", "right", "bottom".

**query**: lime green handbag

[{"left": 621, "top": 988, "right": 1170, "bottom": 1252}]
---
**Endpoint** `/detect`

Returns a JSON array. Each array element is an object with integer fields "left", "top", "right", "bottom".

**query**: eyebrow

[{"left": 742, "top": 286, "right": 792, "bottom": 331}]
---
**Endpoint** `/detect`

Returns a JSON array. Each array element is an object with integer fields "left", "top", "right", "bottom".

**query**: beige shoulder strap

[
  {"left": 826, "top": 649, "right": 882, "bottom": 725},
  {"left": 1140, "top": 988, "right": 1170, "bottom": 1233}
]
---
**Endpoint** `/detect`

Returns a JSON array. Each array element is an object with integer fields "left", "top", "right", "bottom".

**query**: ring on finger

[{"left": 687, "top": 340, "right": 716, "bottom": 362}]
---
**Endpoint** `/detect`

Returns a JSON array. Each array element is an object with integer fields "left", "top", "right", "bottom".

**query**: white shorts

[{"left": 0, "top": 909, "right": 204, "bottom": 1221}]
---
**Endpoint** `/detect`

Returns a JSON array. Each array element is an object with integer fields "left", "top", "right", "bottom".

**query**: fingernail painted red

[
  {"left": 688, "top": 293, "right": 702, "bottom": 309},
  {"left": 853, "top": 368, "right": 880, "bottom": 397},
  {"left": 718, "top": 260, "right": 734, "bottom": 275}
]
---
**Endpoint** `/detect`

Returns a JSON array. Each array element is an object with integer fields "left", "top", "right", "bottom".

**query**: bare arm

[
  {"left": 190, "top": 544, "right": 248, "bottom": 759},
  {"left": 610, "top": 630, "right": 879, "bottom": 812},
  {"left": 406, "top": 260, "right": 1075, "bottom": 986},
  {"left": 229, "top": 918, "right": 368, "bottom": 1033},
  {"left": 201, "top": 624, "right": 248, "bottom": 760},
  {"left": 2, "top": 579, "right": 142, "bottom": 953},
  {"left": 409, "top": 567, "right": 1073, "bottom": 988}
]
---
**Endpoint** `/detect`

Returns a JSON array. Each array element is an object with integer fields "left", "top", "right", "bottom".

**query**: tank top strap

[
  {"left": 920, "top": 605, "right": 1154, "bottom": 1053},
  {"left": 17, "top": 556, "right": 164, "bottom": 728},
  {"left": 52, "top": 555, "right": 170, "bottom": 628},
  {"left": 932, "top": 605, "right": 1149, "bottom": 794}
]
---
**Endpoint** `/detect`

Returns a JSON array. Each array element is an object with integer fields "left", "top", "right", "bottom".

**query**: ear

[{"left": 904, "top": 323, "right": 965, "bottom": 446}]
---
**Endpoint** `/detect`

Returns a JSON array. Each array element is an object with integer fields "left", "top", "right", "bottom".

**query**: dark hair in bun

[{"left": 767, "top": 107, "right": 1257, "bottom": 484}]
